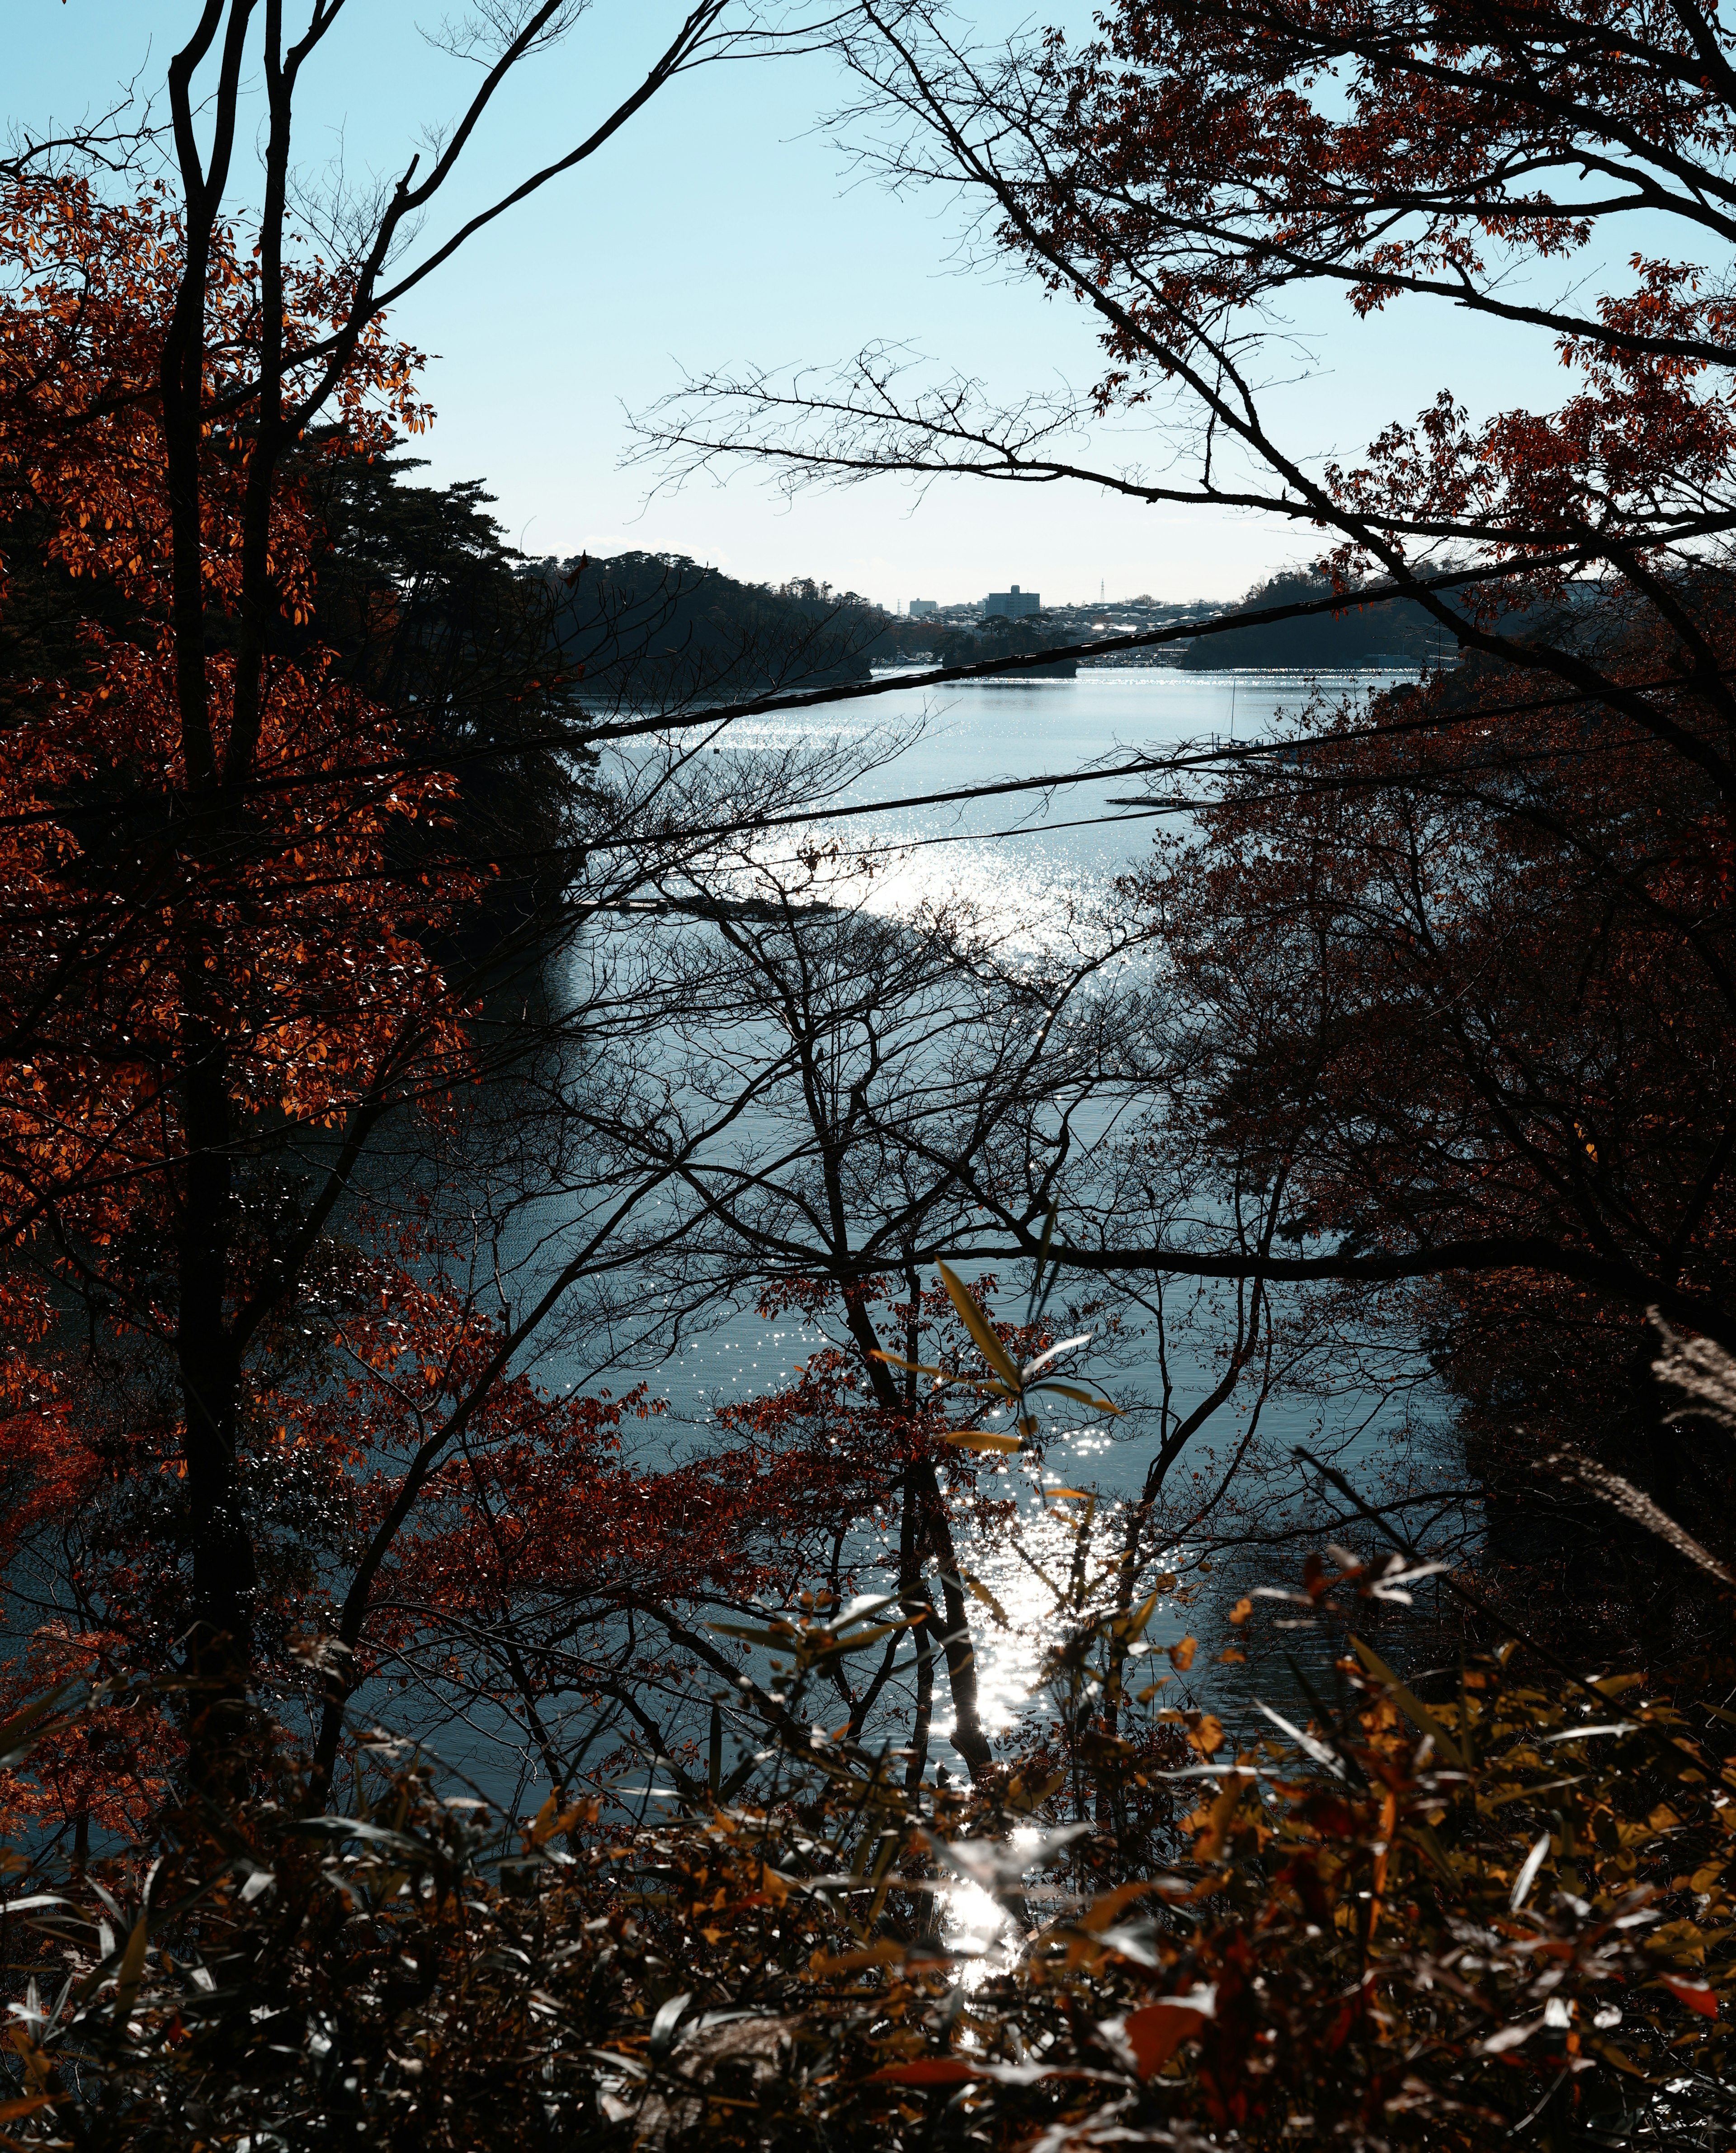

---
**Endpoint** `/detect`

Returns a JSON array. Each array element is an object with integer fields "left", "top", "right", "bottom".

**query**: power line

[
  {"left": 579, "top": 551, "right": 1584, "bottom": 743},
  {"left": 738, "top": 727, "right": 1664, "bottom": 877},
  {"left": 579, "top": 668, "right": 1704, "bottom": 853}
]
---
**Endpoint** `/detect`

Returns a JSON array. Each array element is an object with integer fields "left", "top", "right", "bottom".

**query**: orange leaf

[
  {"left": 869, "top": 2057, "right": 981, "bottom": 2085},
  {"left": 811, "top": 1941, "right": 905, "bottom": 1976}
]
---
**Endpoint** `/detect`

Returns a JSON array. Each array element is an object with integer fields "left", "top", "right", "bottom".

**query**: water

[
  {"left": 564, "top": 666, "right": 1463, "bottom": 1779},
  {"left": 721, "top": 666, "right": 1304, "bottom": 944}
]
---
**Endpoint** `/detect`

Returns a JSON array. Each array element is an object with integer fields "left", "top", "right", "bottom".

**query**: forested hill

[
  {"left": 1178, "top": 568, "right": 1440, "bottom": 669},
  {"left": 537, "top": 552, "right": 887, "bottom": 705}
]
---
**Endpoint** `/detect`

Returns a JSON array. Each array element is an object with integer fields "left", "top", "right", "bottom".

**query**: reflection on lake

[
  {"left": 566, "top": 667, "right": 1466, "bottom": 1778},
  {"left": 721, "top": 668, "right": 1322, "bottom": 949}
]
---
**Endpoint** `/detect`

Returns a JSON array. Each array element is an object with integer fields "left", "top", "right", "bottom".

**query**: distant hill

[
  {"left": 536, "top": 553, "right": 885, "bottom": 706},
  {"left": 1177, "top": 568, "right": 1439, "bottom": 670}
]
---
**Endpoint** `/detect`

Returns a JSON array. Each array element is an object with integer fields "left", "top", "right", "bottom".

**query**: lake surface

[
  {"left": 572, "top": 666, "right": 1465, "bottom": 1777},
  {"left": 726, "top": 665, "right": 1323, "bottom": 947}
]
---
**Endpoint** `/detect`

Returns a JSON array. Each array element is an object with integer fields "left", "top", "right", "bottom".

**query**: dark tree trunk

[
  {"left": 844, "top": 1295, "right": 994, "bottom": 1780},
  {"left": 176, "top": 1013, "right": 255, "bottom": 1763}
]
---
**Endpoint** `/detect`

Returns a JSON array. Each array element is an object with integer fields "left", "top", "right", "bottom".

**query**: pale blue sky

[{"left": 13, "top": 2, "right": 1572, "bottom": 605}]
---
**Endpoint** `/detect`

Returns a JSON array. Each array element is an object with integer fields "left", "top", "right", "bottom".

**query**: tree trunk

[
  {"left": 177, "top": 1014, "right": 255, "bottom": 1770},
  {"left": 844, "top": 1296, "right": 993, "bottom": 1780}
]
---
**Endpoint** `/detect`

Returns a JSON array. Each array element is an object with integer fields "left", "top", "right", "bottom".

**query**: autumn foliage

[
  {"left": 3, "top": 1511, "right": 1735, "bottom": 2150},
  {"left": 0, "top": 168, "right": 481, "bottom": 1768},
  {"left": 8, "top": 1, "right": 1736, "bottom": 2146}
]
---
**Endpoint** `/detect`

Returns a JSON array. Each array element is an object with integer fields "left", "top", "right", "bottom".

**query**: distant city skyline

[{"left": 890, "top": 587, "right": 1202, "bottom": 617}]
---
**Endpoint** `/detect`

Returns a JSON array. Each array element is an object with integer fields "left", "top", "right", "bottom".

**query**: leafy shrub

[{"left": 3, "top": 1557, "right": 1733, "bottom": 2149}]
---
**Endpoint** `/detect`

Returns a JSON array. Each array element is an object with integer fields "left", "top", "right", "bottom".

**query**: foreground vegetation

[{"left": 5, "top": 1341, "right": 1735, "bottom": 2149}]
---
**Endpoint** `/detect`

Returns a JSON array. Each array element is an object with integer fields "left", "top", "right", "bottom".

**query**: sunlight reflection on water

[{"left": 601, "top": 670, "right": 1458, "bottom": 1769}]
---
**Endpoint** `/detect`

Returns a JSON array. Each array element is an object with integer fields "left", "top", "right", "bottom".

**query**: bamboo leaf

[
  {"left": 0, "top": 1688, "right": 70, "bottom": 1770},
  {"left": 870, "top": 1349, "right": 951, "bottom": 1380},
  {"left": 1020, "top": 1331, "right": 1092, "bottom": 1381},
  {"left": 816, "top": 1619, "right": 914, "bottom": 1656},
  {"left": 937, "top": 1262, "right": 1023, "bottom": 1389},
  {"left": 650, "top": 1991, "right": 693, "bottom": 2063},
  {"left": 0, "top": 2094, "right": 55, "bottom": 2123},
  {"left": 952, "top": 1568, "right": 1010, "bottom": 1628},
  {"left": 113, "top": 1916, "right": 147, "bottom": 2021},
  {"left": 1509, "top": 1830, "right": 1551, "bottom": 1911},
  {"left": 1352, "top": 1637, "right": 1467, "bottom": 1767},
  {"left": 868, "top": 2057, "right": 980, "bottom": 2085},
  {"left": 707, "top": 1620, "right": 795, "bottom": 1648},
  {"left": 1034, "top": 1380, "right": 1124, "bottom": 1416}
]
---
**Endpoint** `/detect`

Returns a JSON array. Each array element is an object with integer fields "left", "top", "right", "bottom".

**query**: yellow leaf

[
  {"left": 956, "top": 1569, "right": 1010, "bottom": 1627},
  {"left": 1038, "top": 1379, "right": 1124, "bottom": 1416},
  {"left": 937, "top": 1262, "right": 1022, "bottom": 1389},
  {"left": 1078, "top": 1879, "right": 1166, "bottom": 1931},
  {"left": 1007, "top": 1768, "right": 1066, "bottom": 1812},
  {"left": 1351, "top": 1637, "right": 1467, "bottom": 1767},
  {"left": 529, "top": 1796, "right": 582, "bottom": 1846},
  {"left": 942, "top": 1430, "right": 1024, "bottom": 1453},
  {"left": 1192, "top": 1771, "right": 1251, "bottom": 1860},
  {"left": 114, "top": 1915, "right": 148, "bottom": 2020},
  {"left": 1123, "top": 2000, "right": 1206, "bottom": 2079}
]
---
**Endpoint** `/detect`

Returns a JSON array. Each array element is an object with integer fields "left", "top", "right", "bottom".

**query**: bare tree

[{"left": 631, "top": 0, "right": 1736, "bottom": 1364}]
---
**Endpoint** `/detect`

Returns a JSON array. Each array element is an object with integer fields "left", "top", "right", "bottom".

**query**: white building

[{"left": 984, "top": 584, "right": 1040, "bottom": 619}]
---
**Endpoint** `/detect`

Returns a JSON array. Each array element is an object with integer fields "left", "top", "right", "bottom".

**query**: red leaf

[
  {"left": 1661, "top": 1975, "right": 1719, "bottom": 2018},
  {"left": 1124, "top": 2002, "right": 1205, "bottom": 2078}
]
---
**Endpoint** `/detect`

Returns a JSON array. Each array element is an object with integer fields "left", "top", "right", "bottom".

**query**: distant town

[
  {"left": 546, "top": 556, "right": 1447, "bottom": 691},
  {"left": 884, "top": 584, "right": 1213, "bottom": 670},
  {"left": 879, "top": 576, "right": 1441, "bottom": 673},
  {"left": 896, "top": 582, "right": 1206, "bottom": 659},
  {"left": 906, "top": 582, "right": 1180, "bottom": 626}
]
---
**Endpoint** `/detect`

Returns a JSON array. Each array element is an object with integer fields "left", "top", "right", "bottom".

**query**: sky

[{"left": 11, "top": 1, "right": 1576, "bottom": 608}]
